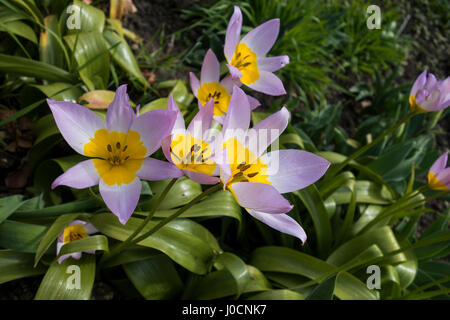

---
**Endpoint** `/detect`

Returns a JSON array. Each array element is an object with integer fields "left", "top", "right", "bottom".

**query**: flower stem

[
  {"left": 325, "top": 112, "right": 415, "bottom": 179},
  {"left": 98, "top": 178, "right": 178, "bottom": 267},
  {"left": 129, "top": 183, "right": 223, "bottom": 246}
]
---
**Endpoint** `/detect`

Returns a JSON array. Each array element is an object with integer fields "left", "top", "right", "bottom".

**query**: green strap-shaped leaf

[
  {"left": 214, "top": 252, "right": 251, "bottom": 298},
  {"left": 306, "top": 275, "right": 337, "bottom": 300},
  {"left": 34, "top": 255, "right": 96, "bottom": 300},
  {"left": 123, "top": 254, "right": 183, "bottom": 299},
  {"left": 103, "top": 29, "right": 148, "bottom": 88},
  {"left": 184, "top": 265, "right": 271, "bottom": 300},
  {"left": 39, "top": 15, "right": 64, "bottom": 67},
  {"left": 250, "top": 246, "right": 377, "bottom": 300},
  {"left": 58, "top": 235, "right": 108, "bottom": 257},
  {"left": 0, "top": 20, "right": 37, "bottom": 43},
  {"left": 295, "top": 185, "right": 332, "bottom": 258},
  {"left": 0, "top": 53, "right": 76, "bottom": 83},
  {"left": 32, "top": 82, "right": 83, "bottom": 103},
  {"left": 0, "top": 220, "right": 49, "bottom": 253},
  {"left": 12, "top": 198, "right": 98, "bottom": 219},
  {"left": 247, "top": 289, "right": 305, "bottom": 300},
  {"left": 138, "top": 190, "right": 241, "bottom": 221},
  {"left": 0, "top": 250, "right": 47, "bottom": 284},
  {"left": 35, "top": 213, "right": 81, "bottom": 267},
  {"left": 91, "top": 214, "right": 219, "bottom": 274},
  {"left": 0, "top": 194, "right": 24, "bottom": 223}
]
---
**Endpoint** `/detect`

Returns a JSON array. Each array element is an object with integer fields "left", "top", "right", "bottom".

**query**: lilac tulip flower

[
  {"left": 57, "top": 220, "right": 98, "bottom": 264},
  {"left": 161, "top": 95, "right": 220, "bottom": 185},
  {"left": 428, "top": 151, "right": 450, "bottom": 191},
  {"left": 409, "top": 71, "right": 450, "bottom": 113},
  {"left": 190, "top": 49, "right": 260, "bottom": 123},
  {"left": 224, "top": 6, "right": 289, "bottom": 96},
  {"left": 48, "top": 85, "right": 183, "bottom": 224},
  {"left": 214, "top": 86, "right": 330, "bottom": 243}
]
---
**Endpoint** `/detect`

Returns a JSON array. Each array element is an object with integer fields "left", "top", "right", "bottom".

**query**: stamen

[
  {"left": 116, "top": 142, "right": 121, "bottom": 149},
  {"left": 240, "top": 164, "right": 252, "bottom": 172},
  {"left": 247, "top": 172, "right": 258, "bottom": 178},
  {"left": 107, "top": 144, "right": 112, "bottom": 152},
  {"left": 124, "top": 156, "right": 129, "bottom": 160},
  {"left": 123, "top": 145, "right": 128, "bottom": 152},
  {"left": 237, "top": 162, "right": 246, "bottom": 170},
  {"left": 170, "top": 149, "right": 182, "bottom": 162}
]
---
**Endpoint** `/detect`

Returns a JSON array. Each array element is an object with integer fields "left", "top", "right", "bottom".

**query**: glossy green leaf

[
  {"left": 185, "top": 265, "right": 271, "bottom": 299},
  {"left": 0, "top": 20, "right": 37, "bottom": 43},
  {"left": 250, "top": 246, "right": 377, "bottom": 300},
  {"left": 145, "top": 177, "right": 202, "bottom": 210},
  {"left": 39, "top": 15, "right": 64, "bottom": 67},
  {"left": 32, "top": 82, "right": 83, "bottom": 102},
  {"left": 295, "top": 185, "right": 332, "bottom": 258},
  {"left": 35, "top": 255, "right": 96, "bottom": 300},
  {"left": 140, "top": 190, "right": 241, "bottom": 221},
  {"left": 64, "top": 0, "right": 105, "bottom": 34},
  {"left": 305, "top": 275, "right": 337, "bottom": 300},
  {"left": 0, "top": 53, "right": 76, "bottom": 83},
  {"left": 328, "top": 180, "right": 393, "bottom": 205},
  {"left": 327, "top": 226, "right": 407, "bottom": 266},
  {"left": 35, "top": 213, "right": 81, "bottom": 267},
  {"left": 0, "top": 220, "right": 49, "bottom": 253},
  {"left": 0, "top": 194, "right": 24, "bottom": 223},
  {"left": 214, "top": 252, "right": 251, "bottom": 298},
  {"left": 0, "top": 250, "right": 47, "bottom": 284},
  {"left": 91, "top": 214, "right": 219, "bottom": 274},
  {"left": 58, "top": 235, "right": 108, "bottom": 257},
  {"left": 247, "top": 289, "right": 305, "bottom": 300},
  {"left": 65, "top": 31, "right": 110, "bottom": 90},
  {"left": 103, "top": 29, "right": 147, "bottom": 87},
  {"left": 123, "top": 254, "right": 183, "bottom": 299}
]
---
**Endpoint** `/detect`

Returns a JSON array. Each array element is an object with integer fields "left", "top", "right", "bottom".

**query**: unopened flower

[
  {"left": 215, "top": 86, "right": 330, "bottom": 243},
  {"left": 161, "top": 95, "right": 220, "bottom": 185},
  {"left": 409, "top": 71, "right": 450, "bottom": 113},
  {"left": 190, "top": 49, "right": 260, "bottom": 122},
  {"left": 57, "top": 220, "right": 97, "bottom": 264},
  {"left": 428, "top": 151, "right": 450, "bottom": 191},
  {"left": 48, "top": 85, "right": 183, "bottom": 224},
  {"left": 224, "top": 6, "right": 289, "bottom": 96}
]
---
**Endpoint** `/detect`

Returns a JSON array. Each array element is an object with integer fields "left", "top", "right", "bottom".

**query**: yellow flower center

[
  {"left": 63, "top": 224, "right": 88, "bottom": 243},
  {"left": 197, "top": 82, "right": 231, "bottom": 117},
  {"left": 230, "top": 43, "right": 259, "bottom": 85},
  {"left": 221, "top": 138, "right": 270, "bottom": 190},
  {"left": 409, "top": 95, "right": 427, "bottom": 114},
  {"left": 84, "top": 129, "right": 147, "bottom": 186},
  {"left": 170, "top": 133, "right": 216, "bottom": 176},
  {"left": 428, "top": 172, "right": 448, "bottom": 191}
]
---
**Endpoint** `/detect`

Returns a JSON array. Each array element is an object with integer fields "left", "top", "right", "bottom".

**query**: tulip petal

[
  {"left": 52, "top": 159, "right": 100, "bottom": 189},
  {"left": 226, "top": 64, "right": 243, "bottom": 80},
  {"left": 184, "top": 170, "right": 220, "bottom": 185},
  {"left": 247, "top": 95, "right": 261, "bottom": 110},
  {"left": 187, "top": 98, "right": 214, "bottom": 140},
  {"left": 130, "top": 109, "right": 176, "bottom": 157},
  {"left": 262, "top": 150, "right": 330, "bottom": 193},
  {"left": 436, "top": 168, "right": 450, "bottom": 187},
  {"left": 224, "top": 6, "right": 242, "bottom": 62},
  {"left": 430, "top": 152, "right": 448, "bottom": 175},
  {"left": 258, "top": 55, "right": 290, "bottom": 72},
  {"left": 222, "top": 86, "right": 251, "bottom": 136},
  {"left": 220, "top": 76, "right": 241, "bottom": 93},
  {"left": 189, "top": 72, "right": 201, "bottom": 97},
  {"left": 410, "top": 70, "right": 427, "bottom": 96},
  {"left": 99, "top": 177, "right": 141, "bottom": 225},
  {"left": 47, "top": 99, "right": 106, "bottom": 155},
  {"left": 201, "top": 49, "right": 220, "bottom": 83},
  {"left": 230, "top": 182, "right": 293, "bottom": 214},
  {"left": 168, "top": 95, "right": 186, "bottom": 133},
  {"left": 247, "top": 70, "right": 286, "bottom": 96},
  {"left": 251, "top": 106, "right": 290, "bottom": 155},
  {"left": 247, "top": 209, "right": 307, "bottom": 243},
  {"left": 241, "top": 19, "right": 280, "bottom": 57},
  {"left": 137, "top": 158, "right": 183, "bottom": 180},
  {"left": 106, "top": 84, "right": 135, "bottom": 133}
]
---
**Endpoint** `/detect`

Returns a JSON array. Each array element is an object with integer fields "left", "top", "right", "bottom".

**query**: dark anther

[
  {"left": 237, "top": 162, "right": 246, "bottom": 170},
  {"left": 247, "top": 172, "right": 258, "bottom": 178},
  {"left": 123, "top": 145, "right": 128, "bottom": 152},
  {"left": 240, "top": 164, "right": 252, "bottom": 172},
  {"left": 234, "top": 171, "right": 243, "bottom": 178},
  {"left": 124, "top": 156, "right": 129, "bottom": 160},
  {"left": 116, "top": 142, "right": 121, "bottom": 149},
  {"left": 107, "top": 144, "right": 112, "bottom": 152}
]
